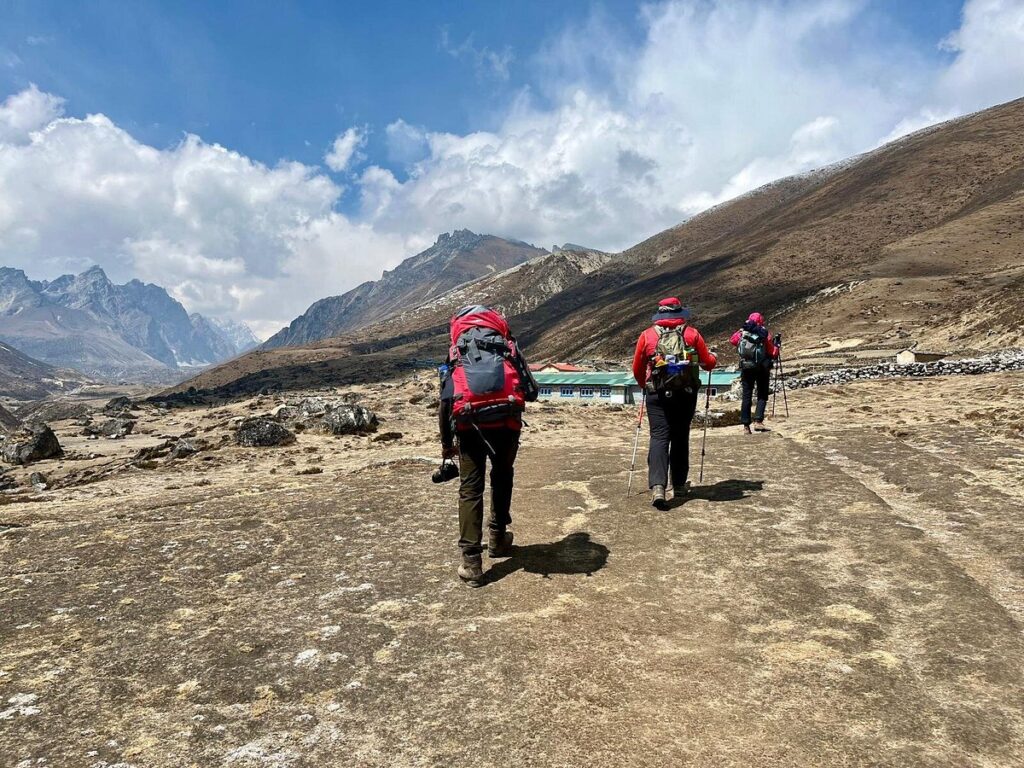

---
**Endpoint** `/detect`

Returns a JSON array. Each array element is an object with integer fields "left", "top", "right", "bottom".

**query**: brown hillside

[{"left": 174, "top": 99, "right": 1024, "bottom": 397}]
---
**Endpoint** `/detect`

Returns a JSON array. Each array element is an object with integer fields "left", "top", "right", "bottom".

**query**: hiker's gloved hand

[
  {"left": 773, "top": 333, "right": 782, "bottom": 347},
  {"left": 442, "top": 445, "right": 459, "bottom": 460}
]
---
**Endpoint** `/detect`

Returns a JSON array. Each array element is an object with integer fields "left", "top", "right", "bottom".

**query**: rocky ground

[{"left": 1, "top": 371, "right": 1023, "bottom": 767}]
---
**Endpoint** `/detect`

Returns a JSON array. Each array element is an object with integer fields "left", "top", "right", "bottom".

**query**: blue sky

[{"left": 0, "top": 0, "right": 1020, "bottom": 336}]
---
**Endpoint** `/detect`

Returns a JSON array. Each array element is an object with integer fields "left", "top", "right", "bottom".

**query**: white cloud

[
  {"left": 324, "top": 126, "right": 367, "bottom": 172},
  {"left": 384, "top": 119, "right": 429, "bottom": 165},
  {"left": 938, "top": 0, "right": 1024, "bottom": 111},
  {"left": 0, "top": 83, "right": 64, "bottom": 144}
]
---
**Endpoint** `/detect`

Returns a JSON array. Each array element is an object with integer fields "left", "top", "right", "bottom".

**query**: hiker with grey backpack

[
  {"left": 437, "top": 305, "right": 539, "bottom": 587},
  {"left": 631, "top": 298, "right": 718, "bottom": 510},
  {"left": 729, "top": 312, "right": 780, "bottom": 434}
]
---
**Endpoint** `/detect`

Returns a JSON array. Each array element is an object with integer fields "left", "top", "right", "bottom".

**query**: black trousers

[
  {"left": 740, "top": 367, "right": 772, "bottom": 425},
  {"left": 457, "top": 428, "right": 520, "bottom": 556},
  {"left": 646, "top": 389, "right": 699, "bottom": 490}
]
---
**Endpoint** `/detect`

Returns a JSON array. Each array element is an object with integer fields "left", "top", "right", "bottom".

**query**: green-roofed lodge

[{"left": 532, "top": 370, "right": 740, "bottom": 405}]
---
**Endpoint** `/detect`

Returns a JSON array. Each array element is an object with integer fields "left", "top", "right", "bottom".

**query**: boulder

[
  {"left": 29, "top": 472, "right": 48, "bottom": 490},
  {"left": 1, "top": 426, "right": 63, "bottom": 465},
  {"left": 317, "top": 404, "right": 379, "bottom": 436},
  {"left": 83, "top": 418, "right": 136, "bottom": 439},
  {"left": 0, "top": 472, "right": 16, "bottom": 491},
  {"left": 134, "top": 443, "right": 171, "bottom": 462},
  {"left": 297, "top": 397, "right": 332, "bottom": 417},
  {"left": 235, "top": 417, "right": 296, "bottom": 447},
  {"left": 103, "top": 396, "right": 135, "bottom": 415},
  {"left": 271, "top": 404, "right": 301, "bottom": 422},
  {"left": 169, "top": 439, "right": 200, "bottom": 459}
]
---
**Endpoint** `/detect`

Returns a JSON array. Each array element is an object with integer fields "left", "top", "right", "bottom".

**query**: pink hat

[
  {"left": 652, "top": 297, "right": 691, "bottom": 322},
  {"left": 748, "top": 312, "right": 765, "bottom": 325}
]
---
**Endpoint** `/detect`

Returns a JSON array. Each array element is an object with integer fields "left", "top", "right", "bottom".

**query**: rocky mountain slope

[
  {"left": 264, "top": 230, "right": 547, "bottom": 348},
  {"left": 176, "top": 98, "right": 1024, "bottom": 396},
  {"left": 0, "top": 266, "right": 258, "bottom": 380},
  {"left": 0, "top": 340, "right": 90, "bottom": 400}
]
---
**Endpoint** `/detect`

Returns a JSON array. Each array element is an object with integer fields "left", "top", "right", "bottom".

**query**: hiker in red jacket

[
  {"left": 632, "top": 297, "right": 717, "bottom": 509},
  {"left": 729, "top": 312, "right": 779, "bottom": 434}
]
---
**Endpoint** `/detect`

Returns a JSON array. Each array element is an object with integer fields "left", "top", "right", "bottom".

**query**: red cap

[
  {"left": 660, "top": 297, "right": 682, "bottom": 308},
  {"left": 748, "top": 312, "right": 764, "bottom": 325}
]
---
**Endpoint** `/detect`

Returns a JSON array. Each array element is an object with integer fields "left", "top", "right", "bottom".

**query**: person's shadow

[
  {"left": 673, "top": 478, "right": 764, "bottom": 507},
  {"left": 484, "top": 532, "right": 609, "bottom": 585}
]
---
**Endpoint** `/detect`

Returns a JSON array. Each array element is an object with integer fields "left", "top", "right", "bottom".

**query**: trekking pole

[
  {"left": 698, "top": 368, "right": 712, "bottom": 484},
  {"left": 771, "top": 363, "right": 778, "bottom": 418},
  {"left": 626, "top": 397, "right": 646, "bottom": 498},
  {"left": 778, "top": 353, "right": 790, "bottom": 418}
]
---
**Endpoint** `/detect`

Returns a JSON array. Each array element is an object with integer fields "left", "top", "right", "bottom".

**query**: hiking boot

[
  {"left": 673, "top": 481, "right": 691, "bottom": 499},
  {"left": 753, "top": 421, "right": 771, "bottom": 432},
  {"left": 651, "top": 485, "right": 668, "bottom": 510},
  {"left": 743, "top": 424, "right": 752, "bottom": 435},
  {"left": 488, "top": 529, "right": 514, "bottom": 558},
  {"left": 457, "top": 554, "right": 484, "bottom": 587}
]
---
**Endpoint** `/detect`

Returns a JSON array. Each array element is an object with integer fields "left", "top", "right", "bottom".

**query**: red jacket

[
  {"left": 729, "top": 325, "right": 779, "bottom": 359},
  {"left": 632, "top": 320, "right": 717, "bottom": 387}
]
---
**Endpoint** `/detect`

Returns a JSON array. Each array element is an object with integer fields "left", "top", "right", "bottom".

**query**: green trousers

[{"left": 457, "top": 428, "right": 520, "bottom": 556}]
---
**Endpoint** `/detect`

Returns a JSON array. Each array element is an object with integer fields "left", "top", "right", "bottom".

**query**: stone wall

[{"left": 785, "top": 350, "right": 1024, "bottom": 390}]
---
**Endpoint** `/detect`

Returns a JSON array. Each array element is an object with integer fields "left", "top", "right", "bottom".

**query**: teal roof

[
  {"left": 533, "top": 370, "right": 739, "bottom": 386},
  {"left": 534, "top": 371, "right": 636, "bottom": 386}
]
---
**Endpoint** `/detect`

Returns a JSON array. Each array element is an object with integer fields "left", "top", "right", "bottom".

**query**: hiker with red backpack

[
  {"left": 632, "top": 297, "right": 717, "bottom": 510},
  {"left": 438, "top": 305, "right": 539, "bottom": 587},
  {"left": 729, "top": 312, "right": 779, "bottom": 434}
]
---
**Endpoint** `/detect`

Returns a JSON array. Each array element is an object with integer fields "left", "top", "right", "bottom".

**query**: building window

[
  {"left": 708, "top": 387, "right": 717, "bottom": 397},
  {"left": 539, "top": 386, "right": 552, "bottom": 396},
  {"left": 600, "top": 386, "right": 612, "bottom": 398},
  {"left": 560, "top": 386, "right": 574, "bottom": 397},
  {"left": 579, "top": 386, "right": 594, "bottom": 398}
]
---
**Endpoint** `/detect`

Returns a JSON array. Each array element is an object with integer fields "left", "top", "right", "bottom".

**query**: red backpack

[{"left": 447, "top": 306, "right": 536, "bottom": 427}]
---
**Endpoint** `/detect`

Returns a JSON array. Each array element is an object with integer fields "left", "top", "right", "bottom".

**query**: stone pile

[{"left": 786, "top": 350, "right": 1024, "bottom": 391}]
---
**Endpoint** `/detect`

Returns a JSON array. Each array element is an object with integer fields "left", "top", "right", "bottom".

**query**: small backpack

[
  {"left": 738, "top": 329, "right": 768, "bottom": 370},
  {"left": 446, "top": 306, "right": 536, "bottom": 427},
  {"left": 647, "top": 325, "right": 701, "bottom": 392}
]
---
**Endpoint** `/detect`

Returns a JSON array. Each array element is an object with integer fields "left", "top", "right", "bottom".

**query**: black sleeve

[{"left": 438, "top": 371, "right": 455, "bottom": 449}]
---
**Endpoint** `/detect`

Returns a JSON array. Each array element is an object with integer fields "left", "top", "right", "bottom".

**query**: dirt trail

[{"left": 2, "top": 376, "right": 1023, "bottom": 767}]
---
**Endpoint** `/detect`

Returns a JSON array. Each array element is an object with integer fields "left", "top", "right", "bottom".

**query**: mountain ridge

[
  {"left": 0, "top": 265, "right": 258, "bottom": 381},
  {"left": 263, "top": 229, "right": 548, "bottom": 349}
]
